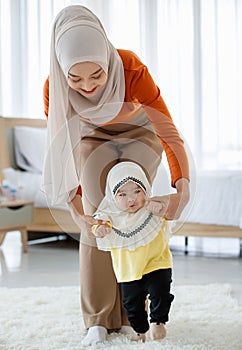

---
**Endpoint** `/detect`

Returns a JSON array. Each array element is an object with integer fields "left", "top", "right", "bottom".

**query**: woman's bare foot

[
  {"left": 150, "top": 322, "right": 166, "bottom": 340},
  {"left": 131, "top": 333, "right": 146, "bottom": 342}
]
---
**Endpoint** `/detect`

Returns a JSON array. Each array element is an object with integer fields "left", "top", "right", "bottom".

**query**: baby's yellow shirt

[{"left": 110, "top": 228, "right": 172, "bottom": 283}]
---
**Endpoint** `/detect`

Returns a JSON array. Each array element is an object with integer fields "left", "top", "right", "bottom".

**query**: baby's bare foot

[
  {"left": 150, "top": 322, "right": 166, "bottom": 340},
  {"left": 131, "top": 333, "right": 146, "bottom": 342}
]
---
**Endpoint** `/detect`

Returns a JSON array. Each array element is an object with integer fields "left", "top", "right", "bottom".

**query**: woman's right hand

[
  {"left": 68, "top": 195, "right": 107, "bottom": 236},
  {"left": 80, "top": 214, "right": 107, "bottom": 227}
]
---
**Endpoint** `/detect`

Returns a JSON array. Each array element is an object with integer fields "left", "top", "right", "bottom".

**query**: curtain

[
  {"left": 0, "top": 0, "right": 241, "bottom": 171},
  {"left": 200, "top": 0, "right": 242, "bottom": 170}
]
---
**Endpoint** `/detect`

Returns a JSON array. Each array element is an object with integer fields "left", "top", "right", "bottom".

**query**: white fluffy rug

[{"left": 0, "top": 284, "right": 241, "bottom": 350}]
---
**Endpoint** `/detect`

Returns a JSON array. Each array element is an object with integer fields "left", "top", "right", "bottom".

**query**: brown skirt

[{"left": 79, "top": 109, "right": 163, "bottom": 329}]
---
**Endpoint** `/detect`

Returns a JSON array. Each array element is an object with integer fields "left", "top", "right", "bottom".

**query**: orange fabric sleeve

[
  {"left": 43, "top": 77, "right": 49, "bottom": 118},
  {"left": 118, "top": 50, "right": 190, "bottom": 186},
  {"left": 76, "top": 187, "right": 82, "bottom": 196}
]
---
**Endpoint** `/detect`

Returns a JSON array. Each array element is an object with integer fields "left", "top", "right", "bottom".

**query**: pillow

[
  {"left": 14, "top": 126, "right": 47, "bottom": 173},
  {"left": 3, "top": 167, "right": 42, "bottom": 203},
  {"left": 3, "top": 167, "right": 68, "bottom": 210}
]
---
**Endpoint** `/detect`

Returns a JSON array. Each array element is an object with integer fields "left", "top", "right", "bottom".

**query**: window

[{"left": 0, "top": 0, "right": 241, "bottom": 170}]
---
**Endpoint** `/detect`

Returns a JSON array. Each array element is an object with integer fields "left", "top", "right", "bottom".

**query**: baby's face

[{"left": 115, "top": 182, "right": 146, "bottom": 213}]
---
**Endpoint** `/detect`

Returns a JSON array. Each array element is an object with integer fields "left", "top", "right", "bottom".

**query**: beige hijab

[{"left": 41, "top": 5, "right": 125, "bottom": 205}]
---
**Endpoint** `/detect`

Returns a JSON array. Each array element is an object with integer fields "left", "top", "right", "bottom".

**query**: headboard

[{"left": 0, "top": 116, "right": 47, "bottom": 181}]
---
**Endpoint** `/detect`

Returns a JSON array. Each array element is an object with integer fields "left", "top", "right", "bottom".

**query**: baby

[{"left": 92, "top": 162, "right": 174, "bottom": 342}]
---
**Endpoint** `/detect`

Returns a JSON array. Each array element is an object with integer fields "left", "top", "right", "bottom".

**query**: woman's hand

[
  {"left": 80, "top": 214, "right": 107, "bottom": 227},
  {"left": 68, "top": 195, "right": 106, "bottom": 236},
  {"left": 146, "top": 178, "right": 190, "bottom": 220}
]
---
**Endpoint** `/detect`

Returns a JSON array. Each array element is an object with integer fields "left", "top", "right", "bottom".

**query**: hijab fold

[{"left": 41, "top": 5, "right": 125, "bottom": 205}]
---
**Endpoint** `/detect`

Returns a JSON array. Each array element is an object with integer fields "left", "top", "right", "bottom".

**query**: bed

[
  {"left": 152, "top": 148, "right": 242, "bottom": 255},
  {"left": 1, "top": 116, "right": 241, "bottom": 255},
  {"left": 176, "top": 171, "right": 242, "bottom": 254},
  {"left": 0, "top": 116, "right": 79, "bottom": 236}
]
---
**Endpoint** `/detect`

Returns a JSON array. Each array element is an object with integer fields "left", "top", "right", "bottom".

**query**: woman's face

[{"left": 68, "top": 62, "right": 107, "bottom": 97}]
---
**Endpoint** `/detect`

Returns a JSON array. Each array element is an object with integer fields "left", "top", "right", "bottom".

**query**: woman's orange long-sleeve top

[{"left": 43, "top": 49, "right": 189, "bottom": 192}]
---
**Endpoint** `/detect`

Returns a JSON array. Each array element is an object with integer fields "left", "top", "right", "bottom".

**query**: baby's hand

[{"left": 94, "top": 224, "right": 112, "bottom": 238}]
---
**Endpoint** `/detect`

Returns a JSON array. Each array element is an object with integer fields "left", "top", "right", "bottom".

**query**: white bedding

[
  {"left": 3, "top": 167, "right": 67, "bottom": 210},
  {"left": 4, "top": 125, "right": 67, "bottom": 210},
  {"left": 185, "top": 171, "right": 242, "bottom": 228},
  {"left": 153, "top": 168, "right": 242, "bottom": 229},
  {"left": 14, "top": 126, "right": 47, "bottom": 173}
]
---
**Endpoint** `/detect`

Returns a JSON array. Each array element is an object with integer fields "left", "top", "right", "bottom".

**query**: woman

[{"left": 42, "top": 5, "right": 190, "bottom": 346}]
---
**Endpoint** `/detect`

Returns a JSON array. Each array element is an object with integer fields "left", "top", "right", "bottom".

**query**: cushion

[
  {"left": 3, "top": 167, "right": 42, "bottom": 203},
  {"left": 14, "top": 126, "right": 47, "bottom": 173},
  {"left": 2, "top": 167, "right": 68, "bottom": 210}
]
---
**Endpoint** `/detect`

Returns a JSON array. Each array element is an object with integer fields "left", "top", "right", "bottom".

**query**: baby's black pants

[{"left": 121, "top": 268, "right": 174, "bottom": 334}]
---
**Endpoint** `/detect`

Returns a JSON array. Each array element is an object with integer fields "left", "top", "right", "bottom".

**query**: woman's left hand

[{"left": 146, "top": 178, "right": 190, "bottom": 220}]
